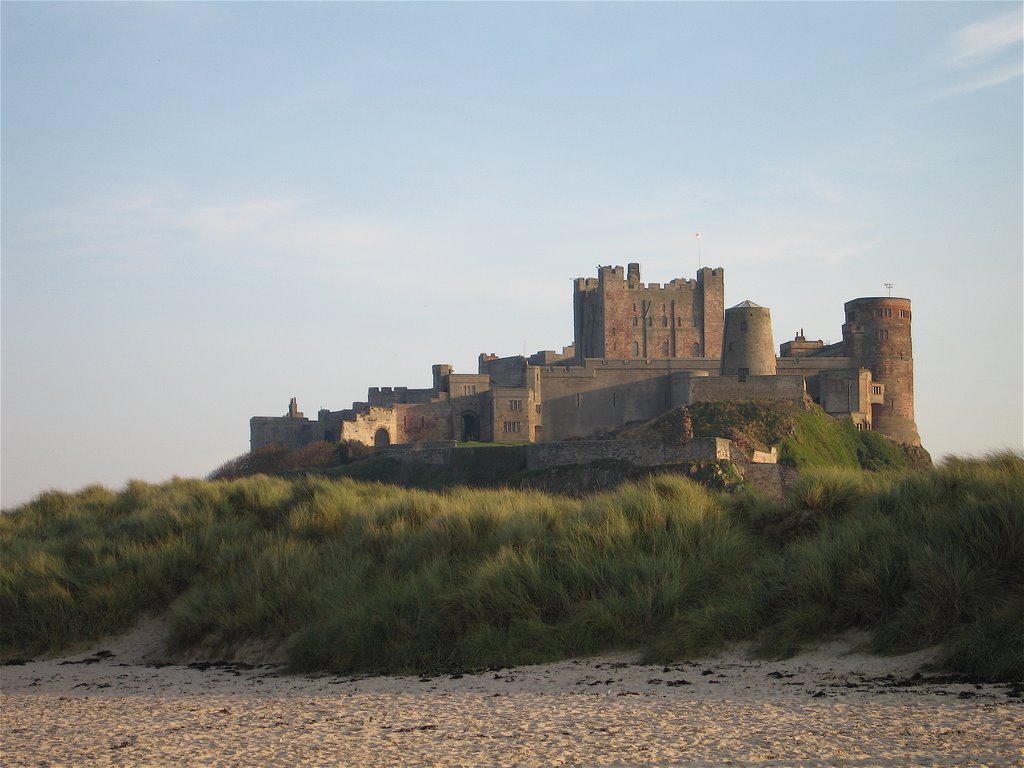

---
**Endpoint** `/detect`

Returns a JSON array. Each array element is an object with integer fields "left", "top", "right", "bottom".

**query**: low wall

[
  {"left": 526, "top": 439, "right": 666, "bottom": 471},
  {"left": 666, "top": 437, "right": 733, "bottom": 463},
  {"left": 750, "top": 447, "right": 778, "bottom": 464},
  {"left": 735, "top": 462, "right": 798, "bottom": 499},
  {"left": 377, "top": 436, "right": 773, "bottom": 474},
  {"left": 691, "top": 374, "right": 805, "bottom": 404},
  {"left": 375, "top": 441, "right": 456, "bottom": 467}
]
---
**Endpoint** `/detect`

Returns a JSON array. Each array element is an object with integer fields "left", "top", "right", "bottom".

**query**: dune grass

[{"left": 2, "top": 453, "right": 1021, "bottom": 679}]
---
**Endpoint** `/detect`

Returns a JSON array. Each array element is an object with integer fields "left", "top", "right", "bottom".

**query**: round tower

[
  {"left": 842, "top": 297, "right": 920, "bottom": 445},
  {"left": 720, "top": 300, "right": 777, "bottom": 376}
]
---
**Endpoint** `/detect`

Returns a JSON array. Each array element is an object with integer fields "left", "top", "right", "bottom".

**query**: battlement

[{"left": 575, "top": 266, "right": 710, "bottom": 293}]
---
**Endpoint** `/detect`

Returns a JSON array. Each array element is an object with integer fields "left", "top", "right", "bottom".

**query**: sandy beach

[{"left": 2, "top": 621, "right": 1021, "bottom": 767}]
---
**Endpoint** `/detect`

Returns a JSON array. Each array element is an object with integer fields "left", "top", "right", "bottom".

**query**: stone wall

[
  {"left": 526, "top": 439, "right": 667, "bottom": 471},
  {"left": 249, "top": 415, "right": 317, "bottom": 450},
  {"left": 538, "top": 361, "right": 719, "bottom": 441},
  {"left": 690, "top": 374, "right": 805, "bottom": 404},
  {"left": 376, "top": 441, "right": 456, "bottom": 467},
  {"left": 339, "top": 406, "right": 398, "bottom": 446},
  {"left": 525, "top": 436, "right": 735, "bottom": 471},
  {"left": 394, "top": 401, "right": 454, "bottom": 444},
  {"left": 734, "top": 462, "right": 798, "bottom": 499},
  {"left": 573, "top": 265, "right": 725, "bottom": 361},
  {"left": 667, "top": 437, "right": 734, "bottom": 462}
]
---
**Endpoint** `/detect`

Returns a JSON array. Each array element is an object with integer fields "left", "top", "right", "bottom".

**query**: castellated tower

[
  {"left": 720, "top": 301, "right": 777, "bottom": 376},
  {"left": 573, "top": 263, "right": 725, "bottom": 361},
  {"left": 842, "top": 297, "right": 920, "bottom": 446}
]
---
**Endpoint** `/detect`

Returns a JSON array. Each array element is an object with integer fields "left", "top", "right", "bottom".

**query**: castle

[{"left": 251, "top": 264, "right": 920, "bottom": 454}]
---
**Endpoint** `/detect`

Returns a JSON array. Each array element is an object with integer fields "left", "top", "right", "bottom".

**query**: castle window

[
  {"left": 632, "top": 341, "right": 640, "bottom": 357},
  {"left": 661, "top": 341, "right": 670, "bottom": 356},
  {"left": 738, "top": 367, "right": 749, "bottom": 382},
  {"left": 632, "top": 317, "right": 638, "bottom": 326},
  {"left": 900, "top": 309, "right": 910, "bottom": 319},
  {"left": 508, "top": 399, "right": 523, "bottom": 411},
  {"left": 877, "top": 330, "right": 889, "bottom": 341},
  {"left": 678, "top": 318, "right": 683, "bottom": 326},
  {"left": 692, "top": 342, "right": 700, "bottom": 356},
  {"left": 728, "top": 342, "right": 735, "bottom": 351},
  {"left": 647, "top": 317, "right": 653, "bottom": 326},
  {"left": 692, "top": 317, "right": 699, "bottom": 327},
  {"left": 872, "top": 385, "right": 882, "bottom": 394},
  {"left": 462, "top": 384, "right": 477, "bottom": 395},
  {"left": 662, "top": 316, "right": 668, "bottom": 327},
  {"left": 740, "top": 321, "right": 748, "bottom": 332},
  {"left": 884, "top": 308, "right": 892, "bottom": 318},
  {"left": 503, "top": 421, "right": 522, "bottom": 433}
]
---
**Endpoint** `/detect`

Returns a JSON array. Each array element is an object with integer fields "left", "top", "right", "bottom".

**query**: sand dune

[{"left": 2, "top": 622, "right": 1021, "bottom": 767}]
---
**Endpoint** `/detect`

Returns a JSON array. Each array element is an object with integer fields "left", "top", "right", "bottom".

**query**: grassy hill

[
  {"left": 2, "top": 452, "right": 1020, "bottom": 680},
  {"left": 630, "top": 399, "right": 932, "bottom": 471}
]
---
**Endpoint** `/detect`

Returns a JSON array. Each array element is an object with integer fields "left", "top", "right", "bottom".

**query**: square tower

[{"left": 573, "top": 264, "right": 724, "bottom": 361}]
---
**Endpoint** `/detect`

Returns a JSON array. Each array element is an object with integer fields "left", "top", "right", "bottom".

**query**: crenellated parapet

[{"left": 575, "top": 264, "right": 717, "bottom": 294}]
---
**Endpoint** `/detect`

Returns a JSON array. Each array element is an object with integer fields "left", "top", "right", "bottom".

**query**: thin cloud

[
  {"left": 922, "top": 8, "right": 1024, "bottom": 100},
  {"left": 937, "top": 61, "right": 1024, "bottom": 99},
  {"left": 948, "top": 8, "right": 1023, "bottom": 67},
  {"left": 5, "top": 193, "right": 419, "bottom": 281}
]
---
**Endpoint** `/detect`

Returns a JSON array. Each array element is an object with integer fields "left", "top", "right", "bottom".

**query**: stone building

[{"left": 250, "top": 264, "right": 920, "bottom": 452}]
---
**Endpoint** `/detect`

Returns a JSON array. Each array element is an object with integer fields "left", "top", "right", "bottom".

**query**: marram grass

[{"left": 1, "top": 453, "right": 1021, "bottom": 680}]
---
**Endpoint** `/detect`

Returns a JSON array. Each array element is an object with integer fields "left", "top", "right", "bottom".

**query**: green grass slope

[{"left": 2, "top": 453, "right": 1019, "bottom": 679}]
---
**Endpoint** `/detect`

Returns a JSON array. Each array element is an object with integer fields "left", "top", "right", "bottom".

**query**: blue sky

[{"left": 2, "top": 1, "right": 1021, "bottom": 508}]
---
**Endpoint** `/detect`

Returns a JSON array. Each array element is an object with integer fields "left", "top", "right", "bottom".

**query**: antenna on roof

[
  {"left": 695, "top": 232, "right": 702, "bottom": 269},
  {"left": 884, "top": 282, "right": 893, "bottom": 297}
]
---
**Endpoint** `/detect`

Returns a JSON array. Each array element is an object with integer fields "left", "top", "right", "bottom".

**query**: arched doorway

[
  {"left": 461, "top": 413, "right": 479, "bottom": 442},
  {"left": 374, "top": 428, "right": 390, "bottom": 447}
]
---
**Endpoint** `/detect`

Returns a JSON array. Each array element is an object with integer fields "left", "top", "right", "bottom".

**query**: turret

[
  {"left": 432, "top": 364, "right": 453, "bottom": 393},
  {"left": 842, "top": 297, "right": 920, "bottom": 445},
  {"left": 720, "top": 301, "right": 777, "bottom": 376}
]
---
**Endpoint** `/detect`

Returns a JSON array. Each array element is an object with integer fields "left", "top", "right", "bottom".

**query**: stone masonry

[{"left": 251, "top": 264, "right": 921, "bottom": 453}]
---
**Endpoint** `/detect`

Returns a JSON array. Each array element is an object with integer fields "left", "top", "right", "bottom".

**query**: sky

[{"left": 2, "top": 1, "right": 1022, "bottom": 509}]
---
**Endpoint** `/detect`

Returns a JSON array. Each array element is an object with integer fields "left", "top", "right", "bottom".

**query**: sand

[{"left": 2, "top": 620, "right": 1021, "bottom": 767}]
